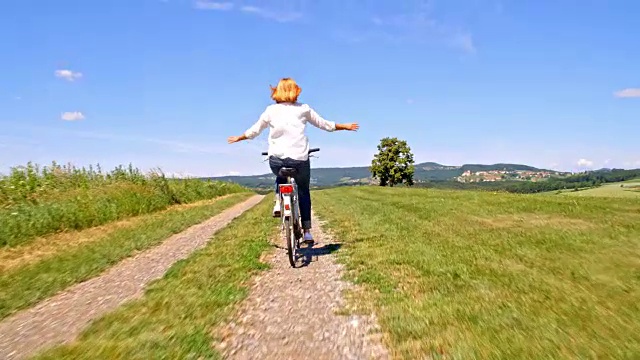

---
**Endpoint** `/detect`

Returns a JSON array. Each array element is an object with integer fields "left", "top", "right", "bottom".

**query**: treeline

[
  {"left": 416, "top": 180, "right": 517, "bottom": 191},
  {"left": 416, "top": 168, "right": 640, "bottom": 194}
]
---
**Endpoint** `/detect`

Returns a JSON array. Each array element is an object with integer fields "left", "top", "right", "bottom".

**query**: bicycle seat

[{"left": 278, "top": 167, "right": 298, "bottom": 177}]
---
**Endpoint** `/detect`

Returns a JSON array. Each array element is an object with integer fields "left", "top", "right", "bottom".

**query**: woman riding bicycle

[{"left": 227, "top": 78, "right": 359, "bottom": 244}]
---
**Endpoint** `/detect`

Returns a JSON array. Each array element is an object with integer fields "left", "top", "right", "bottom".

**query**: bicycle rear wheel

[{"left": 284, "top": 217, "right": 296, "bottom": 267}]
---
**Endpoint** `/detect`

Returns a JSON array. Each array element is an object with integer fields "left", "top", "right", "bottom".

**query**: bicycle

[{"left": 262, "top": 148, "right": 319, "bottom": 267}]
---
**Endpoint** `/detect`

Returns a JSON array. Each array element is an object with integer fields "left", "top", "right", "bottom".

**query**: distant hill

[{"left": 205, "top": 162, "right": 558, "bottom": 189}]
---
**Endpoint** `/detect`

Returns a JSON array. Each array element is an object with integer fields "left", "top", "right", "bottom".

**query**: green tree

[{"left": 370, "top": 137, "right": 415, "bottom": 187}]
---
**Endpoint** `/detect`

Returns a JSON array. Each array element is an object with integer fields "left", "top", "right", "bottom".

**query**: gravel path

[
  {"left": 217, "top": 214, "right": 390, "bottom": 360},
  {"left": 0, "top": 194, "right": 264, "bottom": 360}
]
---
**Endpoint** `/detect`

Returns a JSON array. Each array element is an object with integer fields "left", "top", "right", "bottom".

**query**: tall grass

[{"left": 0, "top": 162, "right": 248, "bottom": 247}]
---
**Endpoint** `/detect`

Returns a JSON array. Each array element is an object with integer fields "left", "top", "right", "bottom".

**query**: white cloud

[
  {"left": 371, "top": 16, "right": 384, "bottom": 26},
  {"left": 406, "top": 98, "right": 415, "bottom": 104},
  {"left": 450, "top": 33, "right": 476, "bottom": 54},
  {"left": 211, "top": 170, "right": 245, "bottom": 177},
  {"left": 165, "top": 171, "right": 198, "bottom": 179},
  {"left": 340, "top": 5, "right": 476, "bottom": 54},
  {"left": 576, "top": 158, "right": 594, "bottom": 168},
  {"left": 240, "top": 5, "right": 260, "bottom": 13},
  {"left": 614, "top": 88, "right": 640, "bottom": 98},
  {"left": 239, "top": 5, "right": 302, "bottom": 22},
  {"left": 194, "top": 1, "right": 303, "bottom": 22},
  {"left": 61, "top": 111, "right": 85, "bottom": 121},
  {"left": 194, "top": 0, "right": 233, "bottom": 10},
  {"left": 371, "top": 12, "right": 436, "bottom": 30},
  {"left": 55, "top": 69, "right": 83, "bottom": 82}
]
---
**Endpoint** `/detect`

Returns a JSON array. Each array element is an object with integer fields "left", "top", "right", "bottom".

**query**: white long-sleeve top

[{"left": 244, "top": 102, "right": 336, "bottom": 161}]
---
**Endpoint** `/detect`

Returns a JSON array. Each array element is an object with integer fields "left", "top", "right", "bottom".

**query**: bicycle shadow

[
  {"left": 268, "top": 242, "right": 343, "bottom": 268},
  {"left": 296, "top": 243, "right": 342, "bottom": 268}
]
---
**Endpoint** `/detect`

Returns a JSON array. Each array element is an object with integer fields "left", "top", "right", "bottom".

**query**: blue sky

[{"left": 1, "top": 0, "right": 639, "bottom": 176}]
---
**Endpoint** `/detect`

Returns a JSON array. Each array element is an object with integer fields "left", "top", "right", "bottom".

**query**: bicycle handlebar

[{"left": 261, "top": 148, "right": 320, "bottom": 156}]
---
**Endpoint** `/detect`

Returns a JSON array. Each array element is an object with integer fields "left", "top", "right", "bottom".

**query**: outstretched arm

[
  {"left": 307, "top": 106, "right": 359, "bottom": 132},
  {"left": 228, "top": 111, "right": 269, "bottom": 144}
]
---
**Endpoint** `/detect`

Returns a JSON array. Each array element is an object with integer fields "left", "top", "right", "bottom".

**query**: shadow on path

[
  {"left": 269, "top": 241, "right": 343, "bottom": 268},
  {"left": 298, "top": 243, "right": 342, "bottom": 267}
]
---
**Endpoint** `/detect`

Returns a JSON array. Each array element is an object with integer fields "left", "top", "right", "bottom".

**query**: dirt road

[{"left": 217, "top": 214, "right": 390, "bottom": 360}]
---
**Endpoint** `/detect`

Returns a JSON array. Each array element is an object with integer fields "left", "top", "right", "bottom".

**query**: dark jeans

[{"left": 269, "top": 156, "right": 312, "bottom": 229}]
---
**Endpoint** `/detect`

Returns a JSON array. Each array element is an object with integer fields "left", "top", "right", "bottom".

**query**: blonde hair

[{"left": 270, "top": 78, "right": 301, "bottom": 103}]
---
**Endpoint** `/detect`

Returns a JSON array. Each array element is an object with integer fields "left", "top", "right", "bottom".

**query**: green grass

[
  {"left": 33, "top": 197, "right": 275, "bottom": 360},
  {"left": 0, "top": 162, "right": 248, "bottom": 247},
  {"left": 560, "top": 180, "right": 640, "bottom": 198},
  {"left": 0, "top": 192, "right": 253, "bottom": 320},
  {"left": 313, "top": 187, "right": 640, "bottom": 359}
]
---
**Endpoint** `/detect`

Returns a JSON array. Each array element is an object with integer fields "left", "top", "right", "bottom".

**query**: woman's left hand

[{"left": 337, "top": 123, "right": 359, "bottom": 131}]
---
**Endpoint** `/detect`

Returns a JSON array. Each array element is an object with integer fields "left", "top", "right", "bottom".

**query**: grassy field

[
  {"left": 5, "top": 163, "right": 640, "bottom": 358},
  {"left": 0, "top": 192, "right": 253, "bottom": 320},
  {"left": 33, "top": 198, "right": 276, "bottom": 360},
  {"left": 559, "top": 180, "right": 640, "bottom": 198},
  {"left": 313, "top": 187, "right": 640, "bottom": 359},
  {"left": 0, "top": 162, "right": 247, "bottom": 247}
]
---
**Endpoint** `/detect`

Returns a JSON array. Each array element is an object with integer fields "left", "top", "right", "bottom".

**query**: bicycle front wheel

[{"left": 284, "top": 217, "right": 296, "bottom": 267}]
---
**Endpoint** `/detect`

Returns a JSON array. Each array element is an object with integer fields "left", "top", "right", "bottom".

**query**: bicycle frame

[{"left": 278, "top": 177, "right": 302, "bottom": 239}]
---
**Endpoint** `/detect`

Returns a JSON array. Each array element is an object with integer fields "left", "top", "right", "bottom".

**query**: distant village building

[{"left": 456, "top": 169, "right": 561, "bottom": 183}]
